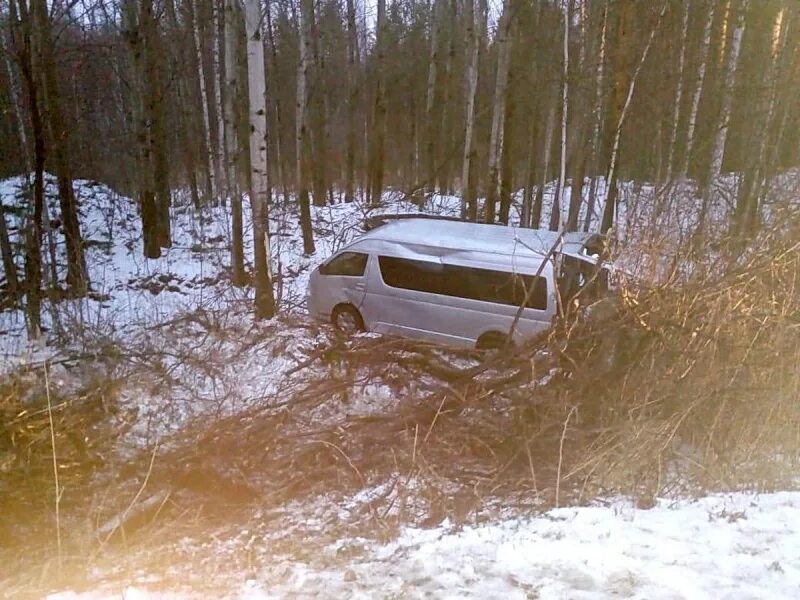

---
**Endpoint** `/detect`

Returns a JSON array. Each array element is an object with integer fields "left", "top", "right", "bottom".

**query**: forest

[
  {"left": 2, "top": 0, "right": 799, "bottom": 322},
  {"left": 1, "top": 0, "right": 800, "bottom": 597}
]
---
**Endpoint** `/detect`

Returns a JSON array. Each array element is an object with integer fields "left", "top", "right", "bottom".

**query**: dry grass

[{"left": 545, "top": 221, "right": 800, "bottom": 502}]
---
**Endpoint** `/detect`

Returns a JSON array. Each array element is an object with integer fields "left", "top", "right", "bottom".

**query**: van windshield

[
  {"left": 320, "top": 252, "right": 368, "bottom": 276},
  {"left": 378, "top": 256, "right": 547, "bottom": 310}
]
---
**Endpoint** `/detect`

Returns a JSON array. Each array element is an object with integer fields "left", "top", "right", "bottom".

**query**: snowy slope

[{"left": 46, "top": 491, "right": 800, "bottom": 599}]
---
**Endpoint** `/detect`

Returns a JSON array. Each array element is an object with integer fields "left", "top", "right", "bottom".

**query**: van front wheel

[
  {"left": 476, "top": 331, "right": 509, "bottom": 351},
  {"left": 332, "top": 304, "right": 365, "bottom": 334}
]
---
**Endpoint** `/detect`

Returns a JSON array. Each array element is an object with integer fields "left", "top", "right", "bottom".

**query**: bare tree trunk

[
  {"left": 484, "top": 0, "right": 512, "bottom": 224},
  {"left": 164, "top": 0, "right": 201, "bottom": 210},
  {"left": 212, "top": 0, "right": 225, "bottom": 199},
  {"left": 31, "top": 0, "right": 88, "bottom": 292},
  {"left": 243, "top": 0, "right": 277, "bottom": 318},
  {"left": 705, "top": 0, "right": 748, "bottom": 195},
  {"left": 224, "top": 0, "right": 245, "bottom": 285},
  {"left": 309, "top": 5, "right": 328, "bottom": 207},
  {"left": 601, "top": 0, "right": 668, "bottom": 234},
  {"left": 437, "top": 0, "right": 457, "bottom": 194},
  {"left": 680, "top": 1, "right": 715, "bottom": 180},
  {"left": 585, "top": 0, "right": 608, "bottom": 232},
  {"left": 0, "top": 197, "right": 18, "bottom": 299},
  {"left": 141, "top": 0, "right": 171, "bottom": 248},
  {"left": 122, "top": 0, "right": 160, "bottom": 259},
  {"left": 343, "top": 0, "right": 360, "bottom": 202},
  {"left": 191, "top": 0, "right": 218, "bottom": 202},
  {"left": 498, "top": 71, "right": 515, "bottom": 225},
  {"left": 733, "top": 6, "right": 789, "bottom": 237},
  {"left": 367, "top": 0, "right": 387, "bottom": 207},
  {"left": 460, "top": 0, "right": 481, "bottom": 221},
  {"left": 2, "top": 44, "right": 25, "bottom": 294},
  {"left": 10, "top": 0, "right": 43, "bottom": 334},
  {"left": 550, "top": 1, "right": 569, "bottom": 232},
  {"left": 265, "top": 3, "right": 288, "bottom": 204},
  {"left": 424, "top": 0, "right": 442, "bottom": 193},
  {"left": 344, "top": 0, "right": 360, "bottom": 203},
  {"left": 533, "top": 99, "right": 557, "bottom": 230},
  {"left": 296, "top": 0, "right": 315, "bottom": 254},
  {"left": 665, "top": 0, "right": 690, "bottom": 181},
  {"left": 521, "top": 129, "right": 537, "bottom": 229}
]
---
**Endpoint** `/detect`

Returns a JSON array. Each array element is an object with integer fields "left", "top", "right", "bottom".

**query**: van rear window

[{"left": 378, "top": 256, "right": 547, "bottom": 310}]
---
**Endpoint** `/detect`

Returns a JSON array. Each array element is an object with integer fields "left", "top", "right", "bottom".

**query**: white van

[{"left": 306, "top": 218, "right": 606, "bottom": 349}]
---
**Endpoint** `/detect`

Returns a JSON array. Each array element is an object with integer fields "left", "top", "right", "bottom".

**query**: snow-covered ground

[
  {"left": 48, "top": 491, "right": 800, "bottom": 599},
  {"left": 3, "top": 174, "right": 800, "bottom": 599}
]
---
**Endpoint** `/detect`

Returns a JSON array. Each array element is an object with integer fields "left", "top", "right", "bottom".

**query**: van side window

[
  {"left": 378, "top": 256, "right": 548, "bottom": 310},
  {"left": 378, "top": 256, "right": 444, "bottom": 293},
  {"left": 319, "top": 252, "right": 368, "bottom": 276}
]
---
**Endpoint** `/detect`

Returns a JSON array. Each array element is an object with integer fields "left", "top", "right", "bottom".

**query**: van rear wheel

[
  {"left": 476, "top": 331, "right": 509, "bottom": 351},
  {"left": 332, "top": 304, "right": 365, "bottom": 334}
]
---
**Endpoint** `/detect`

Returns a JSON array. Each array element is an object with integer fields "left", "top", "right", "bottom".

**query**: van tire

[
  {"left": 332, "top": 304, "right": 365, "bottom": 333},
  {"left": 476, "top": 331, "right": 509, "bottom": 351}
]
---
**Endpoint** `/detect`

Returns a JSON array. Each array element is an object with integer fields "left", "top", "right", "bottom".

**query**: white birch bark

[
  {"left": 243, "top": 0, "right": 276, "bottom": 317},
  {"left": 707, "top": 0, "right": 748, "bottom": 190},
  {"left": 680, "top": 1, "right": 715, "bottom": 180},
  {"left": 666, "top": 0, "right": 690, "bottom": 181},
  {"left": 191, "top": 0, "right": 217, "bottom": 201}
]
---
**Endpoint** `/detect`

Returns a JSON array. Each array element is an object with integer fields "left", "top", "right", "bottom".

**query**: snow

[
  {"left": 46, "top": 491, "right": 800, "bottom": 599},
  {"left": 4, "top": 174, "right": 800, "bottom": 599}
]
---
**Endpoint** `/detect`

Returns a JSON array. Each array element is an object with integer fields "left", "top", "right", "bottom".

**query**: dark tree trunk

[
  {"left": 141, "top": 0, "right": 171, "bottom": 247},
  {"left": 0, "top": 200, "right": 18, "bottom": 297},
  {"left": 32, "top": 0, "right": 88, "bottom": 292},
  {"left": 368, "top": 0, "right": 387, "bottom": 207},
  {"left": 344, "top": 0, "right": 359, "bottom": 202}
]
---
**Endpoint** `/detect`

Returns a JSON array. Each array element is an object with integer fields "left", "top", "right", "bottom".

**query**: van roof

[{"left": 358, "top": 218, "right": 600, "bottom": 258}]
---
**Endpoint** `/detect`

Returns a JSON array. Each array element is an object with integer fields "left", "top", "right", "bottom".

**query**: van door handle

[{"left": 354, "top": 282, "right": 366, "bottom": 292}]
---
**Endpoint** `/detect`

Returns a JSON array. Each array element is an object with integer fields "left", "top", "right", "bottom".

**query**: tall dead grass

[{"left": 545, "top": 219, "right": 800, "bottom": 501}]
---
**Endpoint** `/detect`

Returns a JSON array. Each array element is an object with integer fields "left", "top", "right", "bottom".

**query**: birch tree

[{"left": 243, "top": 0, "right": 277, "bottom": 318}]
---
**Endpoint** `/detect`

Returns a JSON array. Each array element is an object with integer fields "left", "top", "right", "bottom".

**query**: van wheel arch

[
  {"left": 476, "top": 331, "right": 510, "bottom": 351},
  {"left": 331, "top": 303, "right": 365, "bottom": 333}
]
